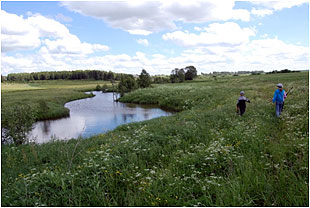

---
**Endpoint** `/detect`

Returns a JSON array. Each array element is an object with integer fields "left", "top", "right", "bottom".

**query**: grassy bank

[
  {"left": 1, "top": 72, "right": 309, "bottom": 206},
  {"left": 1, "top": 80, "right": 111, "bottom": 120}
]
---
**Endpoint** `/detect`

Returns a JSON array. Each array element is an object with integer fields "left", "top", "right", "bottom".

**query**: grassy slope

[
  {"left": 1, "top": 80, "right": 111, "bottom": 120},
  {"left": 1, "top": 73, "right": 309, "bottom": 206}
]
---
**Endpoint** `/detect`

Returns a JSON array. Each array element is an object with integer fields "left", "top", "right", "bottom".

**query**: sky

[{"left": 1, "top": 0, "right": 309, "bottom": 75}]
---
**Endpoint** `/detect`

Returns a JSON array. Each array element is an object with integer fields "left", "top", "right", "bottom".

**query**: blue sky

[{"left": 1, "top": 1, "right": 309, "bottom": 75}]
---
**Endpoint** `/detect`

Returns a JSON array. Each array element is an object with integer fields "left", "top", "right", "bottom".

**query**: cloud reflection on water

[{"left": 30, "top": 92, "right": 172, "bottom": 143}]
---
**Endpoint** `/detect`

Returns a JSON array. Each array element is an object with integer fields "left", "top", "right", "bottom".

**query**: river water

[{"left": 30, "top": 92, "right": 172, "bottom": 143}]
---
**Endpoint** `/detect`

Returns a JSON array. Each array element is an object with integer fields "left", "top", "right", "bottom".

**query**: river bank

[
  {"left": 1, "top": 80, "right": 109, "bottom": 120},
  {"left": 30, "top": 91, "right": 173, "bottom": 143}
]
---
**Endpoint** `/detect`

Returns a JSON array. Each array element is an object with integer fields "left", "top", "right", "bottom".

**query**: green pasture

[
  {"left": 1, "top": 80, "right": 112, "bottom": 120},
  {"left": 1, "top": 72, "right": 309, "bottom": 206}
]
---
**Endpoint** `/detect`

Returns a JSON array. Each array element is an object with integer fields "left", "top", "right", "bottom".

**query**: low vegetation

[
  {"left": 1, "top": 80, "right": 111, "bottom": 144},
  {"left": 1, "top": 72, "right": 308, "bottom": 206}
]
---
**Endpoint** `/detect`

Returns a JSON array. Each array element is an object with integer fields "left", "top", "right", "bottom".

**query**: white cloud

[
  {"left": 27, "top": 13, "right": 70, "bottom": 38},
  {"left": 1, "top": 55, "right": 35, "bottom": 75},
  {"left": 251, "top": 8, "right": 273, "bottom": 17},
  {"left": 1, "top": 10, "right": 41, "bottom": 52},
  {"left": 55, "top": 13, "right": 73, "bottom": 22},
  {"left": 136, "top": 39, "right": 149, "bottom": 47},
  {"left": 261, "top": 33, "right": 268, "bottom": 38},
  {"left": 43, "top": 34, "right": 109, "bottom": 55},
  {"left": 162, "top": 22, "right": 256, "bottom": 47},
  {"left": 61, "top": 1, "right": 250, "bottom": 35},
  {"left": 128, "top": 29, "right": 152, "bottom": 36},
  {"left": 1, "top": 10, "right": 109, "bottom": 54},
  {"left": 251, "top": 0, "right": 308, "bottom": 11},
  {"left": 194, "top": 27, "right": 202, "bottom": 31},
  {"left": 2, "top": 36, "right": 308, "bottom": 76},
  {"left": 1, "top": 2, "right": 308, "bottom": 75}
]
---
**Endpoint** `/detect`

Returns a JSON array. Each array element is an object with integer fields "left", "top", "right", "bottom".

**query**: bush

[
  {"left": 1, "top": 104, "right": 36, "bottom": 145},
  {"left": 102, "top": 84, "right": 108, "bottom": 92},
  {"left": 95, "top": 84, "right": 102, "bottom": 91}
]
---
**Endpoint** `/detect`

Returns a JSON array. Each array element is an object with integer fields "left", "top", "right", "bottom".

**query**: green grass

[
  {"left": 1, "top": 72, "right": 309, "bottom": 206},
  {"left": 1, "top": 80, "right": 112, "bottom": 120}
]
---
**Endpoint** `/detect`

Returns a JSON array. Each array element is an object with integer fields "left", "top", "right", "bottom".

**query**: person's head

[
  {"left": 277, "top": 83, "right": 283, "bottom": 91},
  {"left": 240, "top": 91, "right": 245, "bottom": 96}
]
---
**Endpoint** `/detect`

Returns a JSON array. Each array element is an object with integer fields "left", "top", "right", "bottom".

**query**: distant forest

[
  {"left": 3, "top": 70, "right": 122, "bottom": 82},
  {"left": 2, "top": 66, "right": 198, "bottom": 84},
  {"left": 2, "top": 68, "right": 302, "bottom": 83}
]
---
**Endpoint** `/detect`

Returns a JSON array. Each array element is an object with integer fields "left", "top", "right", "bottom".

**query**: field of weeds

[{"left": 1, "top": 72, "right": 308, "bottom": 206}]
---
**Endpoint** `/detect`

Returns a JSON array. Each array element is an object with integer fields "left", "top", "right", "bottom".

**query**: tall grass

[{"left": 1, "top": 72, "right": 308, "bottom": 206}]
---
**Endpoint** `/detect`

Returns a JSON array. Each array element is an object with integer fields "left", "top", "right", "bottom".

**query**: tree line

[
  {"left": 116, "top": 66, "right": 197, "bottom": 97},
  {"left": 2, "top": 65, "right": 198, "bottom": 84},
  {"left": 266, "top": 69, "right": 301, "bottom": 74},
  {"left": 4, "top": 70, "right": 120, "bottom": 82}
]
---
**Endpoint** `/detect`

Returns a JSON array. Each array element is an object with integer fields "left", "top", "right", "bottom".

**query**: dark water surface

[{"left": 30, "top": 92, "right": 172, "bottom": 143}]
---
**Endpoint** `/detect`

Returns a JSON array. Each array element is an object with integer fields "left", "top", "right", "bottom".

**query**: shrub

[
  {"left": 95, "top": 84, "right": 102, "bottom": 91},
  {"left": 102, "top": 84, "right": 108, "bottom": 92},
  {"left": 1, "top": 104, "right": 36, "bottom": 145}
]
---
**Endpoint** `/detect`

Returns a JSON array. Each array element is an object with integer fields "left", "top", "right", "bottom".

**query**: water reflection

[{"left": 30, "top": 92, "right": 172, "bottom": 143}]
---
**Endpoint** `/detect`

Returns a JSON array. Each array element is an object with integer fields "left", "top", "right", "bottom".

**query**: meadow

[
  {"left": 1, "top": 72, "right": 309, "bottom": 206},
  {"left": 1, "top": 80, "right": 112, "bottom": 120}
]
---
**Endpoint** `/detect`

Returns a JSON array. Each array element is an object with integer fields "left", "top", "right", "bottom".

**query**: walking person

[
  {"left": 272, "top": 83, "right": 286, "bottom": 117},
  {"left": 281, "top": 90, "right": 287, "bottom": 112},
  {"left": 236, "top": 91, "right": 250, "bottom": 116}
]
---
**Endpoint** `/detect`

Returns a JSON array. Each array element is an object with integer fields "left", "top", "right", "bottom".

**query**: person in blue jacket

[{"left": 272, "top": 83, "right": 286, "bottom": 117}]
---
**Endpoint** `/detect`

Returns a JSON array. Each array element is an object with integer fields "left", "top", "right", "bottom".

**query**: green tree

[
  {"left": 2, "top": 104, "right": 36, "bottom": 145},
  {"left": 185, "top": 66, "right": 197, "bottom": 80},
  {"left": 170, "top": 68, "right": 185, "bottom": 83},
  {"left": 118, "top": 75, "right": 137, "bottom": 97},
  {"left": 137, "top": 69, "right": 151, "bottom": 88}
]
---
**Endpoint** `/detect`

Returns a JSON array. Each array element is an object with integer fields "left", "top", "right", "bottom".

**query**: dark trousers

[
  {"left": 276, "top": 102, "right": 283, "bottom": 117},
  {"left": 239, "top": 106, "right": 246, "bottom": 116}
]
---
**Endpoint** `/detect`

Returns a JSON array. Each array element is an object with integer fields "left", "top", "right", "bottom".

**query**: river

[{"left": 30, "top": 91, "right": 172, "bottom": 143}]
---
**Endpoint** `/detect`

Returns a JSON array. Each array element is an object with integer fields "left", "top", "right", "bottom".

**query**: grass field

[
  {"left": 1, "top": 80, "right": 112, "bottom": 120},
  {"left": 1, "top": 72, "right": 309, "bottom": 206}
]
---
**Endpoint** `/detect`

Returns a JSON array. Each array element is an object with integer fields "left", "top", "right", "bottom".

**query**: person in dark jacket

[
  {"left": 236, "top": 91, "right": 250, "bottom": 116},
  {"left": 272, "top": 83, "right": 286, "bottom": 117}
]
